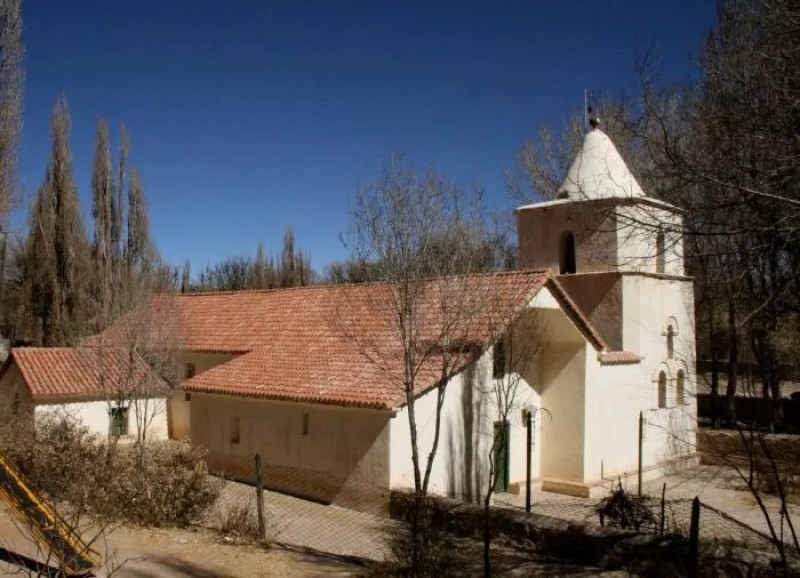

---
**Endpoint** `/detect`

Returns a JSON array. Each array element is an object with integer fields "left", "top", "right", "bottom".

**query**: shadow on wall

[
  {"left": 445, "top": 363, "right": 486, "bottom": 504},
  {"left": 206, "top": 452, "right": 391, "bottom": 515}
]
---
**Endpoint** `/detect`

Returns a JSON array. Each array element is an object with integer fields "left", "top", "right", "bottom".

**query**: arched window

[
  {"left": 559, "top": 232, "right": 576, "bottom": 274},
  {"left": 655, "top": 231, "right": 665, "bottom": 274},
  {"left": 658, "top": 371, "right": 667, "bottom": 409},
  {"left": 676, "top": 370, "right": 685, "bottom": 405},
  {"left": 666, "top": 325, "right": 675, "bottom": 360}
]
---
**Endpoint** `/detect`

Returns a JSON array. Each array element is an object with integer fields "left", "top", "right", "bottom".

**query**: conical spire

[{"left": 557, "top": 122, "right": 645, "bottom": 201}]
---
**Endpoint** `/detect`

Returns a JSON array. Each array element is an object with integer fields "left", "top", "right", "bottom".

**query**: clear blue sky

[{"left": 16, "top": 1, "right": 716, "bottom": 275}]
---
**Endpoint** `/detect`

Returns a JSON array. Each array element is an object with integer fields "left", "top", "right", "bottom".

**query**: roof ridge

[{"left": 169, "top": 269, "right": 553, "bottom": 299}]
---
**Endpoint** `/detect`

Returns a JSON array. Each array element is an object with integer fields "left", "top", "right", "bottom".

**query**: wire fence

[
  {"left": 200, "top": 453, "right": 396, "bottom": 562},
  {"left": 197, "top": 452, "right": 800, "bottom": 573}
]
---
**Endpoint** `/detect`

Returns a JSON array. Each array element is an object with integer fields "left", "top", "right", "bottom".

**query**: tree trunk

[
  {"left": 725, "top": 299, "right": 738, "bottom": 426},
  {"left": 707, "top": 298, "right": 721, "bottom": 429}
]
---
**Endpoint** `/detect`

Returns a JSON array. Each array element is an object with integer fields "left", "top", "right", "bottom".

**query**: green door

[{"left": 493, "top": 421, "right": 510, "bottom": 492}]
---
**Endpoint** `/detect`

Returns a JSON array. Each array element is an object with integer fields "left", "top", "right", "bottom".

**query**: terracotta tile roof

[
  {"left": 8, "top": 348, "right": 169, "bottom": 401},
  {"left": 171, "top": 270, "right": 610, "bottom": 409},
  {"left": 598, "top": 351, "right": 643, "bottom": 365}
]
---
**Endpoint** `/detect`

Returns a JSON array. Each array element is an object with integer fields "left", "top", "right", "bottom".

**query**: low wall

[
  {"left": 697, "top": 394, "right": 800, "bottom": 430},
  {"left": 698, "top": 429, "right": 800, "bottom": 463},
  {"left": 387, "top": 491, "right": 785, "bottom": 575}
]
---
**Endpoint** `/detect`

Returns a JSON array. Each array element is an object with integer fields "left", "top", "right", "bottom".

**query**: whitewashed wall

[
  {"left": 616, "top": 204, "right": 684, "bottom": 275},
  {"left": 389, "top": 288, "right": 564, "bottom": 501},
  {"left": 34, "top": 397, "right": 169, "bottom": 440},
  {"left": 389, "top": 349, "right": 541, "bottom": 502},
  {"left": 580, "top": 274, "right": 697, "bottom": 490}
]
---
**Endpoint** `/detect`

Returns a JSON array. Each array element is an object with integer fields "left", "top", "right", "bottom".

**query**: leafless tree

[
  {"left": 90, "top": 294, "right": 182, "bottom": 463},
  {"left": 0, "top": 0, "right": 23, "bottom": 227},
  {"left": 340, "top": 154, "right": 510, "bottom": 568},
  {"left": 480, "top": 310, "right": 546, "bottom": 576},
  {"left": 91, "top": 119, "right": 114, "bottom": 324},
  {"left": 17, "top": 98, "right": 92, "bottom": 346}
]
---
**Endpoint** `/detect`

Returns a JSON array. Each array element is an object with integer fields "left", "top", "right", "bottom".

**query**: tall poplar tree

[
  {"left": 22, "top": 98, "right": 90, "bottom": 345},
  {"left": 0, "top": 0, "right": 23, "bottom": 226},
  {"left": 91, "top": 119, "right": 113, "bottom": 323}
]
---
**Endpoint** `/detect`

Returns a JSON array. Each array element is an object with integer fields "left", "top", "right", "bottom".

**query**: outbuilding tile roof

[{"left": 9, "top": 347, "right": 168, "bottom": 401}]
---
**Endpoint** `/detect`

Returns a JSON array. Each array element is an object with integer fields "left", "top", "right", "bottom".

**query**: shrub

[
  {"left": 0, "top": 413, "right": 220, "bottom": 527},
  {"left": 214, "top": 501, "right": 262, "bottom": 541},
  {"left": 596, "top": 480, "right": 657, "bottom": 532}
]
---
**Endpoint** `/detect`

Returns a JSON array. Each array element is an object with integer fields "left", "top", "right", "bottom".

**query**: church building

[{"left": 0, "top": 121, "right": 697, "bottom": 507}]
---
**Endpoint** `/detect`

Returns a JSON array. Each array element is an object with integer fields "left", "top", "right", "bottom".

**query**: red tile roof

[
  {"left": 165, "top": 270, "right": 611, "bottom": 409},
  {"left": 598, "top": 351, "right": 643, "bottom": 365},
  {"left": 8, "top": 348, "right": 169, "bottom": 402}
]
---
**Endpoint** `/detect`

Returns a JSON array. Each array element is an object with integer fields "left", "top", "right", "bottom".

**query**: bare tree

[
  {"left": 341, "top": 154, "right": 509, "bottom": 567},
  {"left": 17, "top": 98, "right": 91, "bottom": 346},
  {"left": 0, "top": 0, "right": 23, "bottom": 227},
  {"left": 91, "top": 119, "right": 114, "bottom": 323},
  {"left": 480, "top": 310, "right": 546, "bottom": 576},
  {"left": 90, "top": 295, "right": 182, "bottom": 463}
]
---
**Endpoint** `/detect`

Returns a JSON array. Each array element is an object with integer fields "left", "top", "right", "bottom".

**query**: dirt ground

[{"left": 0, "top": 504, "right": 362, "bottom": 577}]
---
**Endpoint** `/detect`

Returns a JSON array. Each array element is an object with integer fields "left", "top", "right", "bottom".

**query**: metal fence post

[
  {"left": 255, "top": 453, "right": 266, "bottom": 540},
  {"left": 688, "top": 496, "right": 700, "bottom": 578},
  {"left": 526, "top": 409, "right": 532, "bottom": 513},
  {"left": 638, "top": 411, "right": 644, "bottom": 496}
]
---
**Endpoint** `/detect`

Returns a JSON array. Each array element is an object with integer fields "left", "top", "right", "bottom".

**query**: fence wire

[
  {"left": 198, "top": 452, "right": 800, "bottom": 571},
  {"left": 201, "top": 453, "right": 396, "bottom": 562}
]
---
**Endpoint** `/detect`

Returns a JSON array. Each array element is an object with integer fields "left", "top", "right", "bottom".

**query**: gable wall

[
  {"left": 0, "top": 363, "right": 34, "bottom": 427},
  {"left": 171, "top": 351, "right": 242, "bottom": 440},
  {"left": 556, "top": 272, "right": 623, "bottom": 350}
]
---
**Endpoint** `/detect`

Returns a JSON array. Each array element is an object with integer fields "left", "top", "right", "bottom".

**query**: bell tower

[
  {"left": 515, "top": 117, "right": 690, "bottom": 352},
  {"left": 516, "top": 118, "right": 684, "bottom": 277}
]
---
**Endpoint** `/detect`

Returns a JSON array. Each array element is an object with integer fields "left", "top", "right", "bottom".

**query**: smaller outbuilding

[{"left": 0, "top": 347, "right": 171, "bottom": 441}]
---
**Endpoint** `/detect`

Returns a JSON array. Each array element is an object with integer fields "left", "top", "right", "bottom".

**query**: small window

[
  {"left": 655, "top": 231, "right": 665, "bottom": 274},
  {"left": 110, "top": 407, "right": 129, "bottom": 437},
  {"left": 657, "top": 372, "right": 667, "bottom": 409},
  {"left": 302, "top": 413, "right": 309, "bottom": 436},
  {"left": 230, "top": 416, "right": 240, "bottom": 445},
  {"left": 185, "top": 362, "right": 196, "bottom": 380},
  {"left": 559, "top": 232, "right": 577, "bottom": 274},
  {"left": 11, "top": 392, "right": 19, "bottom": 414},
  {"left": 493, "top": 339, "right": 506, "bottom": 379},
  {"left": 676, "top": 370, "right": 686, "bottom": 405},
  {"left": 184, "top": 391, "right": 191, "bottom": 402},
  {"left": 666, "top": 325, "right": 675, "bottom": 360}
]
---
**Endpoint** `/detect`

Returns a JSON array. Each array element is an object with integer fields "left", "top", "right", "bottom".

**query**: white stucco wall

[
  {"left": 388, "top": 293, "right": 574, "bottom": 501},
  {"left": 539, "top": 344, "right": 587, "bottom": 483},
  {"left": 389, "top": 349, "right": 541, "bottom": 502},
  {"left": 615, "top": 204, "right": 684, "bottom": 275},
  {"left": 34, "top": 397, "right": 169, "bottom": 440},
  {"left": 580, "top": 274, "right": 697, "bottom": 487}
]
